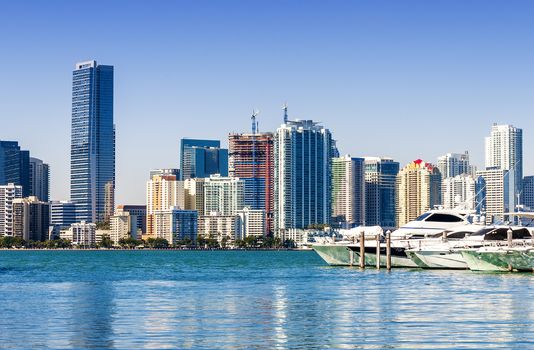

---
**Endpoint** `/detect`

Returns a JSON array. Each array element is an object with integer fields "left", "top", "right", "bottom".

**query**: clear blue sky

[{"left": 1, "top": 0, "right": 533, "bottom": 204}]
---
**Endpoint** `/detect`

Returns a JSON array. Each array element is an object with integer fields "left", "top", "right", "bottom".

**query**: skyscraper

[
  {"left": 70, "top": 60, "right": 115, "bottom": 223},
  {"left": 484, "top": 124, "right": 522, "bottom": 204},
  {"left": 523, "top": 176, "right": 534, "bottom": 210},
  {"left": 0, "top": 141, "right": 31, "bottom": 197},
  {"left": 274, "top": 119, "right": 333, "bottom": 237},
  {"left": 396, "top": 160, "right": 441, "bottom": 227},
  {"left": 180, "top": 139, "right": 228, "bottom": 180},
  {"left": 364, "top": 157, "right": 399, "bottom": 230},
  {"left": 29, "top": 157, "right": 49, "bottom": 202},
  {"left": 476, "top": 168, "right": 514, "bottom": 224},
  {"left": 441, "top": 174, "right": 477, "bottom": 211},
  {"left": 331, "top": 155, "right": 365, "bottom": 228},
  {"left": 437, "top": 152, "right": 473, "bottom": 179},
  {"left": 203, "top": 175, "right": 244, "bottom": 216},
  {"left": 146, "top": 174, "right": 183, "bottom": 235},
  {"left": 228, "top": 131, "right": 274, "bottom": 231},
  {"left": 12, "top": 196, "right": 50, "bottom": 241}
]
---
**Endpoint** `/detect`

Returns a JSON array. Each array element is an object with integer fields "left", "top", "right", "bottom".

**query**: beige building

[
  {"left": 110, "top": 211, "right": 138, "bottom": 244},
  {"left": 396, "top": 159, "right": 441, "bottom": 227},
  {"left": 146, "top": 174, "right": 184, "bottom": 235}
]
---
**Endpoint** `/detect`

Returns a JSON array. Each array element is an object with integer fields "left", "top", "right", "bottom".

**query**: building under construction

[{"left": 228, "top": 132, "right": 274, "bottom": 233}]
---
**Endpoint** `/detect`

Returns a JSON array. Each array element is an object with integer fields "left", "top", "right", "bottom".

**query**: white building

[
  {"left": 236, "top": 208, "right": 266, "bottom": 240},
  {"left": 485, "top": 124, "right": 522, "bottom": 203},
  {"left": 0, "top": 183, "right": 23, "bottom": 237},
  {"left": 442, "top": 174, "right": 477, "bottom": 211},
  {"left": 476, "top": 169, "right": 514, "bottom": 224},
  {"left": 331, "top": 155, "right": 365, "bottom": 228},
  {"left": 198, "top": 212, "right": 237, "bottom": 243},
  {"left": 60, "top": 221, "right": 96, "bottom": 246},
  {"left": 153, "top": 207, "right": 197, "bottom": 244},
  {"left": 203, "top": 175, "right": 244, "bottom": 216},
  {"left": 110, "top": 211, "right": 138, "bottom": 244},
  {"left": 437, "top": 152, "right": 473, "bottom": 179}
]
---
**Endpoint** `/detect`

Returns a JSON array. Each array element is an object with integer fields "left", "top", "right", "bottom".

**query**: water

[{"left": 0, "top": 250, "right": 533, "bottom": 349}]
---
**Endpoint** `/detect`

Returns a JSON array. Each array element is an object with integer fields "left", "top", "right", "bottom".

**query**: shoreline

[{"left": 0, "top": 247, "right": 313, "bottom": 251}]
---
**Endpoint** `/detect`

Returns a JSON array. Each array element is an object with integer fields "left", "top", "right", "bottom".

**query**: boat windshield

[
  {"left": 415, "top": 212, "right": 432, "bottom": 221},
  {"left": 471, "top": 227, "right": 497, "bottom": 236},
  {"left": 483, "top": 228, "right": 533, "bottom": 240}
]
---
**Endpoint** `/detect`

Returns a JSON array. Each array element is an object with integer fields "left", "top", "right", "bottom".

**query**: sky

[{"left": 1, "top": 0, "right": 533, "bottom": 204}]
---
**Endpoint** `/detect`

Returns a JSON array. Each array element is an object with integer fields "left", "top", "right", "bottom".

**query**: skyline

[{"left": 1, "top": 1, "right": 534, "bottom": 204}]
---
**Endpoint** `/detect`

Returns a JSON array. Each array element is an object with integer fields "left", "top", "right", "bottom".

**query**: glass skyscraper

[
  {"left": 0, "top": 141, "right": 30, "bottom": 197},
  {"left": 71, "top": 60, "right": 115, "bottom": 223},
  {"left": 364, "top": 157, "right": 399, "bottom": 230},
  {"left": 179, "top": 139, "right": 228, "bottom": 180}
]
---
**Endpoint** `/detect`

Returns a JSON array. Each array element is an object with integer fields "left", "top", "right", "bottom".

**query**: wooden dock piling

[
  {"left": 386, "top": 230, "right": 391, "bottom": 270},
  {"left": 359, "top": 231, "right": 365, "bottom": 269},
  {"left": 376, "top": 233, "right": 381, "bottom": 269}
]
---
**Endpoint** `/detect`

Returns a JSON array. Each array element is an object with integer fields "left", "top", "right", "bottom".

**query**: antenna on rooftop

[
  {"left": 282, "top": 102, "right": 288, "bottom": 124},
  {"left": 251, "top": 109, "right": 259, "bottom": 135}
]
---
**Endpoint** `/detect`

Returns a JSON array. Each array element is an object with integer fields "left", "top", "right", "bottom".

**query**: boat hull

[
  {"left": 412, "top": 250, "right": 468, "bottom": 269},
  {"left": 461, "top": 250, "right": 510, "bottom": 272},
  {"left": 312, "top": 244, "right": 354, "bottom": 266},
  {"left": 499, "top": 250, "right": 534, "bottom": 272}
]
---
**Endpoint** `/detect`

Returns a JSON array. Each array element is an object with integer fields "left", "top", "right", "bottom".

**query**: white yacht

[{"left": 312, "top": 209, "right": 474, "bottom": 267}]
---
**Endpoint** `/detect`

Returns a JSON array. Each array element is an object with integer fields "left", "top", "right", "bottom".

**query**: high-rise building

[
  {"left": 184, "top": 178, "right": 206, "bottom": 216},
  {"left": 228, "top": 132, "right": 274, "bottom": 232},
  {"left": 71, "top": 60, "right": 115, "bottom": 223},
  {"left": 104, "top": 181, "right": 114, "bottom": 222},
  {"left": 29, "top": 157, "right": 50, "bottom": 202},
  {"left": 274, "top": 119, "right": 333, "bottom": 237},
  {"left": 485, "top": 124, "right": 522, "bottom": 204},
  {"left": 198, "top": 212, "right": 237, "bottom": 242},
  {"left": 115, "top": 205, "right": 147, "bottom": 235},
  {"left": 12, "top": 196, "right": 50, "bottom": 241},
  {"left": 364, "top": 157, "right": 399, "bottom": 230},
  {"left": 180, "top": 139, "right": 228, "bottom": 180},
  {"left": 437, "top": 152, "right": 473, "bottom": 179},
  {"left": 396, "top": 160, "right": 441, "bottom": 227},
  {"left": 50, "top": 201, "right": 77, "bottom": 228},
  {"left": 154, "top": 208, "right": 198, "bottom": 244},
  {"left": 146, "top": 174, "right": 183, "bottom": 235},
  {"left": 235, "top": 207, "right": 266, "bottom": 239},
  {"left": 442, "top": 174, "right": 477, "bottom": 211},
  {"left": 110, "top": 211, "right": 139, "bottom": 243},
  {"left": 523, "top": 176, "right": 534, "bottom": 210},
  {"left": 476, "top": 168, "right": 515, "bottom": 224},
  {"left": 0, "top": 183, "right": 23, "bottom": 237},
  {"left": 203, "top": 175, "right": 244, "bottom": 216},
  {"left": 331, "top": 155, "right": 365, "bottom": 228},
  {"left": 0, "top": 141, "right": 31, "bottom": 197}
]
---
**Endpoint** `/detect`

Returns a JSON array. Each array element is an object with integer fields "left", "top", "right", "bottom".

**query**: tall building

[
  {"left": 12, "top": 196, "right": 50, "bottom": 241},
  {"left": 476, "top": 168, "right": 515, "bottom": 224},
  {"left": 198, "top": 212, "right": 237, "bottom": 242},
  {"left": 50, "top": 201, "right": 77, "bottom": 228},
  {"left": 442, "top": 174, "right": 477, "bottom": 211},
  {"left": 110, "top": 210, "right": 140, "bottom": 243},
  {"left": 485, "top": 124, "right": 522, "bottom": 204},
  {"left": 150, "top": 168, "right": 180, "bottom": 180},
  {"left": 203, "top": 175, "right": 244, "bottom": 216},
  {"left": 29, "top": 157, "right": 50, "bottom": 202},
  {"left": 0, "top": 141, "right": 30, "bottom": 197},
  {"left": 274, "top": 119, "right": 333, "bottom": 237},
  {"left": 146, "top": 174, "right": 183, "bottom": 235},
  {"left": 331, "top": 155, "right": 365, "bottom": 228},
  {"left": 364, "top": 157, "right": 399, "bottom": 230},
  {"left": 71, "top": 60, "right": 115, "bottom": 223},
  {"left": 396, "top": 160, "right": 441, "bottom": 227},
  {"left": 0, "top": 183, "right": 23, "bottom": 237},
  {"left": 180, "top": 139, "right": 228, "bottom": 180},
  {"left": 60, "top": 221, "right": 96, "bottom": 246},
  {"left": 523, "top": 176, "right": 534, "bottom": 210},
  {"left": 115, "top": 205, "right": 147, "bottom": 235},
  {"left": 228, "top": 131, "right": 274, "bottom": 232},
  {"left": 104, "top": 181, "right": 114, "bottom": 222},
  {"left": 437, "top": 152, "right": 473, "bottom": 179},
  {"left": 184, "top": 178, "right": 206, "bottom": 216},
  {"left": 154, "top": 208, "right": 198, "bottom": 244}
]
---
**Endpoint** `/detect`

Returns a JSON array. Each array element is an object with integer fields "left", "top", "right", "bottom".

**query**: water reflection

[{"left": 0, "top": 251, "right": 533, "bottom": 349}]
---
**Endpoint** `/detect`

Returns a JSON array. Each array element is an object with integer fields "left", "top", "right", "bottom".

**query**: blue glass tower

[
  {"left": 71, "top": 60, "right": 115, "bottom": 223},
  {"left": 0, "top": 141, "right": 31, "bottom": 197},
  {"left": 179, "top": 139, "right": 228, "bottom": 180}
]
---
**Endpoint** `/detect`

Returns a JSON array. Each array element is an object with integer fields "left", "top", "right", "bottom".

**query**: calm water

[{"left": 0, "top": 250, "right": 533, "bottom": 349}]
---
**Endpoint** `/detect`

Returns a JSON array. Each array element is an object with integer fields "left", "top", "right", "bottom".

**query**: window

[{"left": 424, "top": 214, "right": 464, "bottom": 222}]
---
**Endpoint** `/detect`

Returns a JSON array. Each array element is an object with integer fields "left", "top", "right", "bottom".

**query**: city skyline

[{"left": 1, "top": 1, "right": 534, "bottom": 204}]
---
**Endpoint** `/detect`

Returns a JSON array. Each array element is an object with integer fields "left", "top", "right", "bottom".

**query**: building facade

[
  {"left": 50, "top": 201, "right": 77, "bottom": 228},
  {"left": 274, "top": 119, "right": 333, "bottom": 237},
  {"left": 12, "top": 196, "right": 50, "bottom": 241},
  {"left": 0, "top": 183, "right": 23, "bottom": 237},
  {"left": 235, "top": 207, "right": 266, "bottom": 239},
  {"left": 203, "top": 175, "right": 244, "bottom": 216},
  {"left": 476, "top": 168, "right": 515, "bottom": 224},
  {"left": 198, "top": 212, "right": 237, "bottom": 242},
  {"left": 228, "top": 132, "right": 274, "bottom": 232},
  {"left": 60, "top": 221, "right": 96, "bottom": 246},
  {"left": 441, "top": 174, "right": 477, "bottom": 211},
  {"left": 180, "top": 139, "right": 228, "bottom": 180},
  {"left": 437, "top": 152, "right": 473, "bottom": 179},
  {"left": 396, "top": 159, "right": 441, "bottom": 227},
  {"left": 29, "top": 157, "right": 50, "bottom": 202},
  {"left": 71, "top": 60, "right": 115, "bottom": 223},
  {"left": 331, "top": 155, "right": 365, "bottom": 228},
  {"left": 484, "top": 124, "right": 522, "bottom": 205},
  {"left": 153, "top": 208, "right": 198, "bottom": 244},
  {"left": 115, "top": 205, "right": 147, "bottom": 235},
  {"left": 0, "top": 141, "right": 30, "bottom": 197},
  {"left": 364, "top": 157, "right": 399, "bottom": 230},
  {"left": 523, "top": 176, "right": 534, "bottom": 210},
  {"left": 146, "top": 174, "right": 183, "bottom": 235}
]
